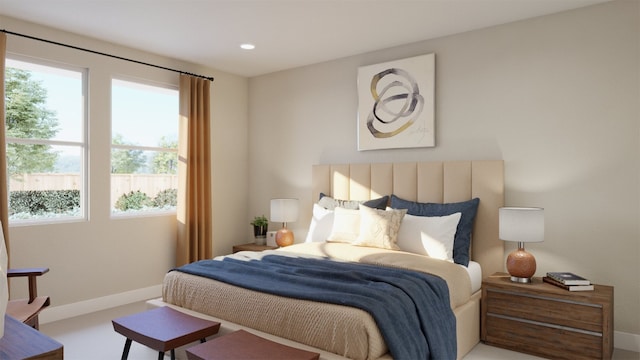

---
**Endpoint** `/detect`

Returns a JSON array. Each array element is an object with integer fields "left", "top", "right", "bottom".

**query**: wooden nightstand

[
  {"left": 232, "top": 242, "right": 278, "bottom": 253},
  {"left": 481, "top": 272, "right": 613, "bottom": 360}
]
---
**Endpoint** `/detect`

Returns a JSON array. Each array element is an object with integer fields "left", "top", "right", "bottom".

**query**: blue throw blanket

[{"left": 174, "top": 254, "right": 456, "bottom": 360}]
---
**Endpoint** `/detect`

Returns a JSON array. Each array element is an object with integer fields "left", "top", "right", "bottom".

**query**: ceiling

[{"left": 0, "top": 0, "right": 609, "bottom": 77}]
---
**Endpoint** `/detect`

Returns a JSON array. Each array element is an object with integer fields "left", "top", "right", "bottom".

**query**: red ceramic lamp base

[
  {"left": 506, "top": 248, "right": 536, "bottom": 283},
  {"left": 275, "top": 228, "right": 294, "bottom": 247}
]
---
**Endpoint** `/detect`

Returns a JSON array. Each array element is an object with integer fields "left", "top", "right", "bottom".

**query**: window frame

[
  {"left": 5, "top": 55, "right": 89, "bottom": 226},
  {"left": 109, "top": 76, "right": 179, "bottom": 218}
]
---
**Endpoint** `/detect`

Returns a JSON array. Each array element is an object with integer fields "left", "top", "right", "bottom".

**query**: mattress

[
  {"left": 464, "top": 260, "right": 482, "bottom": 293},
  {"left": 163, "top": 243, "right": 473, "bottom": 360}
]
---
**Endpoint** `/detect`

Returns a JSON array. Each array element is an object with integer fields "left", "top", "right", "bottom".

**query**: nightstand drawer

[
  {"left": 485, "top": 315, "right": 603, "bottom": 360},
  {"left": 485, "top": 288, "right": 603, "bottom": 333}
]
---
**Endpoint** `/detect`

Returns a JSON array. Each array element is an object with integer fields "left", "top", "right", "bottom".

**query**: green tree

[
  {"left": 111, "top": 134, "right": 145, "bottom": 173},
  {"left": 5, "top": 68, "right": 59, "bottom": 177},
  {"left": 151, "top": 136, "right": 178, "bottom": 174}
]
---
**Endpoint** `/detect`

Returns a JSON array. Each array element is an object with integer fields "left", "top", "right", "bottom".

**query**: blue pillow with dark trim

[
  {"left": 318, "top": 193, "right": 389, "bottom": 210},
  {"left": 390, "top": 195, "right": 480, "bottom": 266}
]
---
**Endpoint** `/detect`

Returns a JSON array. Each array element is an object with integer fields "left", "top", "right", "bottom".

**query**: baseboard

[
  {"left": 615, "top": 331, "right": 640, "bottom": 353},
  {"left": 38, "top": 284, "right": 162, "bottom": 324}
]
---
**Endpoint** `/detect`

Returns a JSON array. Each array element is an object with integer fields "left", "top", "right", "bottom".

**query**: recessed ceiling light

[{"left": 240, "top": 43, "right": 255, "bottom": 50}]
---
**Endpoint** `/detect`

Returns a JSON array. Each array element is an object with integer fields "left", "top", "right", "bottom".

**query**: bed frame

[
  {"left": 150, "top": 160, "right": 504, "bottom": 359},
  {"left": 311, "top": 160, "right": 504, "bottom": 357}
]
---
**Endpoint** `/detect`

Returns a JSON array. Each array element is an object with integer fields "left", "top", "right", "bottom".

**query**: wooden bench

[
  {"left": 112, "top": 306, "right": 220, "bottom": 360},
  {"left": 0, "top": 315, "right": 63, "bottom": 360},
  {"left": 186, "top": 329, "right": 320, "bottom": 360}
]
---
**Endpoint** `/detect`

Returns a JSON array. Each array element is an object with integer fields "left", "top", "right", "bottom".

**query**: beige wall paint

[
  {"left": 248, "top": 0, "right": 639, "bottom": 337},
  {"left": 2, "top": 0, "right": 638, "bottom": 346},
  {"left": 2, "top": 16, "right": 249, "bottom": 309}
]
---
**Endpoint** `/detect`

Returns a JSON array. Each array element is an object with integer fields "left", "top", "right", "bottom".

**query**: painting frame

[{"left": 357, "top": 53, "right": 435, "bottom": 151}]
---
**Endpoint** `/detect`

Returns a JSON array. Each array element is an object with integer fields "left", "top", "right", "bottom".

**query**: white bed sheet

[{"left": 463, "top": 260, "right": 482, "bottom": 293}]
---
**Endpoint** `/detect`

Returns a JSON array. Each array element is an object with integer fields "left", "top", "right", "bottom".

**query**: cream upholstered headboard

[{"left": 311, "top": 160, "right": 505, "bottom": 278}]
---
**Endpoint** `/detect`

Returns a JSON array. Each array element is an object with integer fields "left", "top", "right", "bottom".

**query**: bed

[{"left": 150, "top": 160, "right": 504, "bottom": 360}]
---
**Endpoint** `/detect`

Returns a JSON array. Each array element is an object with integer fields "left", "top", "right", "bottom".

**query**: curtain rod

[{"left": 1, "top": 29, "right": 214, "bottom": 82}]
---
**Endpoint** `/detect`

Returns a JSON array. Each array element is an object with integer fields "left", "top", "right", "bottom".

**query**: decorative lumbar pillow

[
  {"left": 318, "top": 193, "right": 389, "bottom": 210},
  {"left": 304, "top": 204, "right": 335, "bottom": 243},
  {"left": 390, "top": 195, "right": 480, "bottom": 266},
  {"left": 353, "top": 205, "right": 407, "bottom": 250},
  {"left": 326, "top": 207, "right": 361, "bottom": 243},
  {"left": 396, "top": 212, "right": 462, "bottom": 262}
]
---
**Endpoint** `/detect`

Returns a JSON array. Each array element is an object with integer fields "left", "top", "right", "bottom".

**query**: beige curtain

[
  {"left": 0, "top": 33, "right": 9, "bottom": 336},
  {"left": 176, "top": 75, "right": 212, "bottom": 266},
  {"left": 0, "top": 33, "right": 9, "bottom": 256}
]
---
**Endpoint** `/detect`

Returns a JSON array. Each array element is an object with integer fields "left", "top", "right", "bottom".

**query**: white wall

[
  {"left": 248, "top": 0, "right": 639, "bottom": 341},
  {"left": 2, "top": 15, "right": 249, "bottom": 317}
]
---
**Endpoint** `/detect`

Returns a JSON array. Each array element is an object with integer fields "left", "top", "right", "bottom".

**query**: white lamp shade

[
  {"left": 270, "top": 198, "right": 299, "bottom": 223},
  {"left": 499, "top": 207, "right": 544, "bottom": 243}
]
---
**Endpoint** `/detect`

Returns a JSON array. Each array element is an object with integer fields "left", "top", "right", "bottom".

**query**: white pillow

[
  {"left": 396, "top": 212, "right": 462, "bottom": 261},
  {"left": 327, "top": 207, "right": 361, "bottom": 243},
  {"left": 304, "top": 204, "right": 334, "bottom": 243},
  {"left": 353, "top": 205, "right": 407, "bottom": 250}
]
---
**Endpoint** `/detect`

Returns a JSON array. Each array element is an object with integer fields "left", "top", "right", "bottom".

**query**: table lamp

[
  {"left": 270, "top": 198, "right": 299, "bottom": 247},
  {"left": 499, "top": 207, "right": 544, "bottom": 283}
]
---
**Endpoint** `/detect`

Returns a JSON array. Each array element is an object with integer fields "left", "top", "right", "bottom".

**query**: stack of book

[{"left": 543, "top": 272, "right": 594, "bottom": 291}]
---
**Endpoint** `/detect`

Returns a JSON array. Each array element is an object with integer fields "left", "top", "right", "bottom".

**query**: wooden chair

[{"left": 6, "top": 267, "right": 50, "bottom": 329}]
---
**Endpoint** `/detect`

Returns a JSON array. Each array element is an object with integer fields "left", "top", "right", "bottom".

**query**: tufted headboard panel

[{"left": 311, "top": 160, "right": 505, "bottom": 278}]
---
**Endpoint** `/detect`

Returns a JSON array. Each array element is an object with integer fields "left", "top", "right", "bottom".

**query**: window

[
  {"left": 111, "top": 79, "right": 178, "bottom": 215},
  {"left": 5, "top": 58, "right": 86, "bottom": 223}
]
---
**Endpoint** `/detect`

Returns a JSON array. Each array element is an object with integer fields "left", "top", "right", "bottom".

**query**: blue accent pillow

[
  {"left": 390, "top": 195, "right": 480, "bottom": 266},
  {"left": 319, "top": 193, "right": 389, "bottom": 210}
]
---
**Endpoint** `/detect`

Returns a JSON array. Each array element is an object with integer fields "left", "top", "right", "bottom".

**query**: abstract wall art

[{"left": 357, "top": 53, "right": 435, "bottom": 151}]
